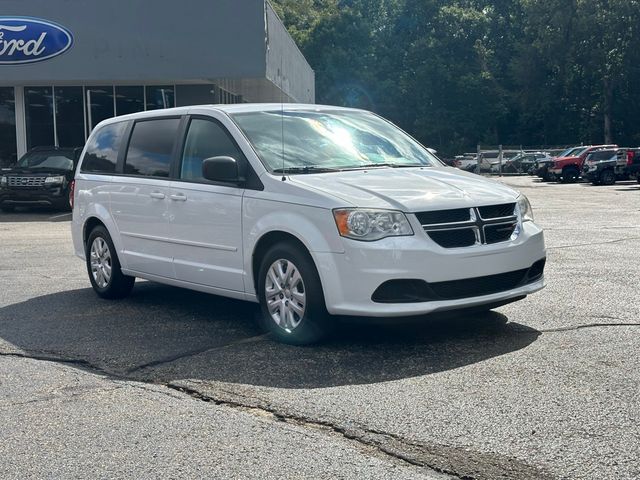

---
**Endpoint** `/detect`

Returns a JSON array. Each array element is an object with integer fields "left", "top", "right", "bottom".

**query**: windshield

[
  {"left": 566, "top": 147, "right": 588, "bottom": 157},
  {"left": 17, "top": 151, "right": 75, "bottom": 170},
  {"left": 231, "top": 109, "right": 442, "bottom": 172}
]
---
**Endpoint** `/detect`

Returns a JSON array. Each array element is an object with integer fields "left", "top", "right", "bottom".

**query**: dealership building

[{"left": 0, "top": 0, "right": 315, "bottom": 166}]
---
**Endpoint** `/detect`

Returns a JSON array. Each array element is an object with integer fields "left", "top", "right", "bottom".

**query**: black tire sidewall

[
  {"left": 601, "top": 170, "right": 615, "bottom": 185},
  {"left": 86, "top": 226, "right": 134, "bottom": 299},
  {"left": 257, "top": 243, "right": 330, "bottom": 345},
  {"left": 563, "top": 168, "right": 579, "bottom": 183}
]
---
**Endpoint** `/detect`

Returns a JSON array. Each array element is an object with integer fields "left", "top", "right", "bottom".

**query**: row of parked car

[
  {"left": 533, "top": 145, "right": 640, "bottom": 185},
  {"left": 453, "top": 145, "right": 640, "bottom": 185}
]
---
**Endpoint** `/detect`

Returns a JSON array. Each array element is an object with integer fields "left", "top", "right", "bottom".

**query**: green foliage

[{"left": 270, "top": 0, "right": 640, "bottom": 154}]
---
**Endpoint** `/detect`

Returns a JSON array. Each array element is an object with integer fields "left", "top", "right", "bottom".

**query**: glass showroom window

[
  {"left": 0, "top": 88, "right": 17, "bottom": 166},
  {"left": 86, "top": 86, "right": 114, "bottom": 131},
  {"left": 115, "top": 86, "right": 145, "bottom": 116},
  {"left": 54, "top": 86, "right": 85, "bottom": 148},
  {"left": 145, "top": 86, "right": 175, "bottom": 110},
  {"left": 25, "top": 87, "right": 55, "bottom": 150}
]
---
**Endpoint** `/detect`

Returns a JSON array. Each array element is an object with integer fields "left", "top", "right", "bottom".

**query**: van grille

[
  {"left": 7, "top": 176, "right": 46, "bottom": 188},
  {"left": 417, "top": 203, "right": 517, "bottom": 248}
]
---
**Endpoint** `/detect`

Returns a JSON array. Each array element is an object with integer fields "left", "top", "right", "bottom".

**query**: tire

[
  {"left": 257, "top": 242, "right": 331, "bottom": 345},
  {"left": 599, "top": 169, "right": 616, "bottom": 185},
  {"left": 85, "top": 225, "right": 135, "bottom": 299},
  {"left": 561, "top": 167, "right": 580, "bottom": 183},
  {"left": 0, "top": 205, "right": 15, "bottom": 213}
]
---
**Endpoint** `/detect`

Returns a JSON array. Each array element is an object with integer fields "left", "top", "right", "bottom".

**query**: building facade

[{"left": 0, "top": 0, "right": 315, "bottom": 166}]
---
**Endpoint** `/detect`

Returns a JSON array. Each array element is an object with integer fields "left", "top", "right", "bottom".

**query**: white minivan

[{"left": 71, "top": 104, "right": 546, "bottom": 344}]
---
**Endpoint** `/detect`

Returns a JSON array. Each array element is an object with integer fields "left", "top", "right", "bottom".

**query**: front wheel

[
  {"left": 561, "top": 167, "right": 580, "bottom": 183},
  {"left": 599, "top": 169, "right": 616, "bottom": 185},
  {"left": 86, "top": 226, "right": 135, "bottom": 299},
  {"left": 257, "top": 242, "right": 331, "bottom": 345}
]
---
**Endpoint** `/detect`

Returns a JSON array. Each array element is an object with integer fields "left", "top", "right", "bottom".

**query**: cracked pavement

[{"left": 0, "top": 177, "right": 639, "bottom": 479}]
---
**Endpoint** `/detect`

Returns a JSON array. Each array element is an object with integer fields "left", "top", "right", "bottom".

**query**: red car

[{"left": 549, "top": 144, "right": 617, "bottom": 183}]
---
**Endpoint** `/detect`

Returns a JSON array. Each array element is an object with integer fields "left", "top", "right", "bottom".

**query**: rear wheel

[
  {"left": 86, "top": 226, "right": 135, "bottom": 299},
  {"left": 599, "top": 169, "right": 616, "bottom": 185},
  {"left": 257, "top": 242, "right": 331, "bottom": 345}
]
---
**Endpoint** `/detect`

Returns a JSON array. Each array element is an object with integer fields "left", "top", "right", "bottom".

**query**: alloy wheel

[
  {"left": 264, "top": 259, "right": 306, "bottom": 331},
  {"left": 90, "top": 237, "right": 112, "bottom": 288}
]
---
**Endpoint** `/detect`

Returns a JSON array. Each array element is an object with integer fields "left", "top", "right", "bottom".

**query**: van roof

[{"left": 95, "top": 103, "right": 364, "bottom": 128}]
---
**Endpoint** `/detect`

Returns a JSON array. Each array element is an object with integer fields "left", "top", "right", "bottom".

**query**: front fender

[{"left": 242, "top": 198, "right": 345, "bottom": 296}]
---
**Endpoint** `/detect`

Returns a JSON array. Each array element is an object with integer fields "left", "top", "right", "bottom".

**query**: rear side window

[
  {"left": 180, "top": 118, "right": 246, "bottom": 182},
  {"left": 124, "top": 118, "right": 180, "bottom": 177},
  {"left": 81, "top": 122, "right": 127, "bottom": 173}
]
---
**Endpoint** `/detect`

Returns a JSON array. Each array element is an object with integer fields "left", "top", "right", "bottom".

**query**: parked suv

[
  {"left": 549, "top": 144, "right": 617, "bottom": 183},
  {"left": 71, "top": 105, "right": 546, "bottom": 344},
  {"left": 626, "top": 148, "right": 640, "bottom": 182},
  {"left": 582, "top": 149, "right": 629, "bottom": 185},
  {"left": 0, "top": 146, "right": 82, "bottom": 212}
]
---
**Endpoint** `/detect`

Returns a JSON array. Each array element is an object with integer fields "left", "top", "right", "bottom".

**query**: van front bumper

[{"left": 314, "top": 221, "right": 546, "bottom": 317}]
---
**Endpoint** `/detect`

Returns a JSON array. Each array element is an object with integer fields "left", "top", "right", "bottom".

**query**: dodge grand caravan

[{"left": 71, "top": 104, "right": 546, "bottom": 344}]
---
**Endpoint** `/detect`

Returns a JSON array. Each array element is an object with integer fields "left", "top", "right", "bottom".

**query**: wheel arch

[
  {"left": 83, "top": 216, "right": 107, "bottom": 245},
  {"left": 251, "top": 230, "right": 315, "bottom": 295}
]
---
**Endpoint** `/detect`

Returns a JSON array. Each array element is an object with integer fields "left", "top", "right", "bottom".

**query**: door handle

[
  {"left": 169, "top": 193, "right": 187, "bottom": 202},
  {"left": 150, "top": 191, "right": 165, "bottom": 199}
]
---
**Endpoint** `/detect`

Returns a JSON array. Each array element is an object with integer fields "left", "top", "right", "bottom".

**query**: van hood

[{"left": 289, "top": 166, "right": 520, "bottom": 211}]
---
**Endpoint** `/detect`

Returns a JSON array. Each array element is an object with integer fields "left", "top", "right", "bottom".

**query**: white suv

[{"left": 71, "top": 104, "right": 546, "bottom": 344}]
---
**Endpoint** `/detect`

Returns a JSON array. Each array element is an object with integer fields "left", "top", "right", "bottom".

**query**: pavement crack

[
  {"left": 547, "top": 236, "right": 640, "bottom": 250},
  {"left": 0, "top": 350, "right": 127, "bottom": 380},
  {"left": 540, "top": 322, "right": 640, "bottom": 333},
  {"left": 125, "top": 334, "right": 269, "bottom": 374},
  {"left": 166, "top": 383, "right": 552, "bottom": 480}
]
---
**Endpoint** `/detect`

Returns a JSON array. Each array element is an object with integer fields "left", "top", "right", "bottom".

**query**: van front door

[{"left": 167, "top": 116, "right": 245, "bottom": 292}]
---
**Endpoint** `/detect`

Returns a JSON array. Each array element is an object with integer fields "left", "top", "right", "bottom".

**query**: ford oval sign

[{"left": 0, "top": 17, "right": 73, "bottom": 64}]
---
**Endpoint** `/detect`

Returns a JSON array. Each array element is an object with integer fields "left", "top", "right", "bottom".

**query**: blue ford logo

[{"left": 0, "top": 17, "right": 73, "bottom": 64}]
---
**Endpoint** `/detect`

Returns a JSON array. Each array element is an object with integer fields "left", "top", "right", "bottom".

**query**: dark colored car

[
  {"left": 582, "top": 149, "right": 629, "bottom": 185},
  {"left": 0, "top": 146, "right": 82, "bottom": 212},
  {"left": 626, "top": 148, "right": 640, "bottom": 182},
  {"left": 535, "top": 146, "right": 586, "bottom": 181}
]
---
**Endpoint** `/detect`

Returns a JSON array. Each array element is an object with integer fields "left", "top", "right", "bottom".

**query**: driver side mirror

[{"left": 202, "top": 156, "right": 244, "bottom": 183}]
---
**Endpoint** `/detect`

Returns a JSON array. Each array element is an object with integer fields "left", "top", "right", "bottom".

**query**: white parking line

[{"left": 49, "top": 213, "right": 72, "bottom": 221}]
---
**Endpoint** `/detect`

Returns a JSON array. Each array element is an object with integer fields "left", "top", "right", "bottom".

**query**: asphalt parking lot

[{"left": 1, "top": 176, "right": 639, "bottom": 479}]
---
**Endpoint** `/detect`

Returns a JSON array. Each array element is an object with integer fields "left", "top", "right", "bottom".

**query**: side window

[
  {"left": 124, "top": 118, "right": 181, "bottom": 177},
  {"left": 180, "top": 118, "right": 246, "bottom": 182},
  {"left": 81, "top": 122, "right": 127, "bottom": 173}
]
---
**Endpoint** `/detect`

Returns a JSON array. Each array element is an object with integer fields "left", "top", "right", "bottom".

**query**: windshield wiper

[
  {"left": 272, "top": 166, "right": 342, "bottom": 174},
  {"left": 346, "top": 163, "right": 427, "bottom": 170}
]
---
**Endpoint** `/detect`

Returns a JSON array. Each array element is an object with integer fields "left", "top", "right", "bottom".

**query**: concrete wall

[{"left": 265, "top": 2, "right": 315, "bottom": 103}]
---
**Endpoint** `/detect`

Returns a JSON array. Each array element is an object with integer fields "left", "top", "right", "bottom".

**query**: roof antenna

[{"left": 280, "top": 54, "right": 286, "bottom": 181}]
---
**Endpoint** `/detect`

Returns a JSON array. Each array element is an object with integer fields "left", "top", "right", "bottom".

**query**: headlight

[
  {"left": 44, "top": 175, "right": 65, "bottom": 185},
  {"left": 517, "top": 195, "right": 534, "bottom": 222},
  {"left": 0, "top": 176, "right": 6, "bottom": 187},
  {"left": 333, "top": 208, "right": 414, "bottom": 241}
]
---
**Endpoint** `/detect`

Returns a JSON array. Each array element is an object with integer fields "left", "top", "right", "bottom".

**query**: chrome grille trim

[
  {"left": 419, "top": 206, "right": 519, "bottom": 248},
  {"left": 7, "top": 176, "right": 46, "bottom": 187}
]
